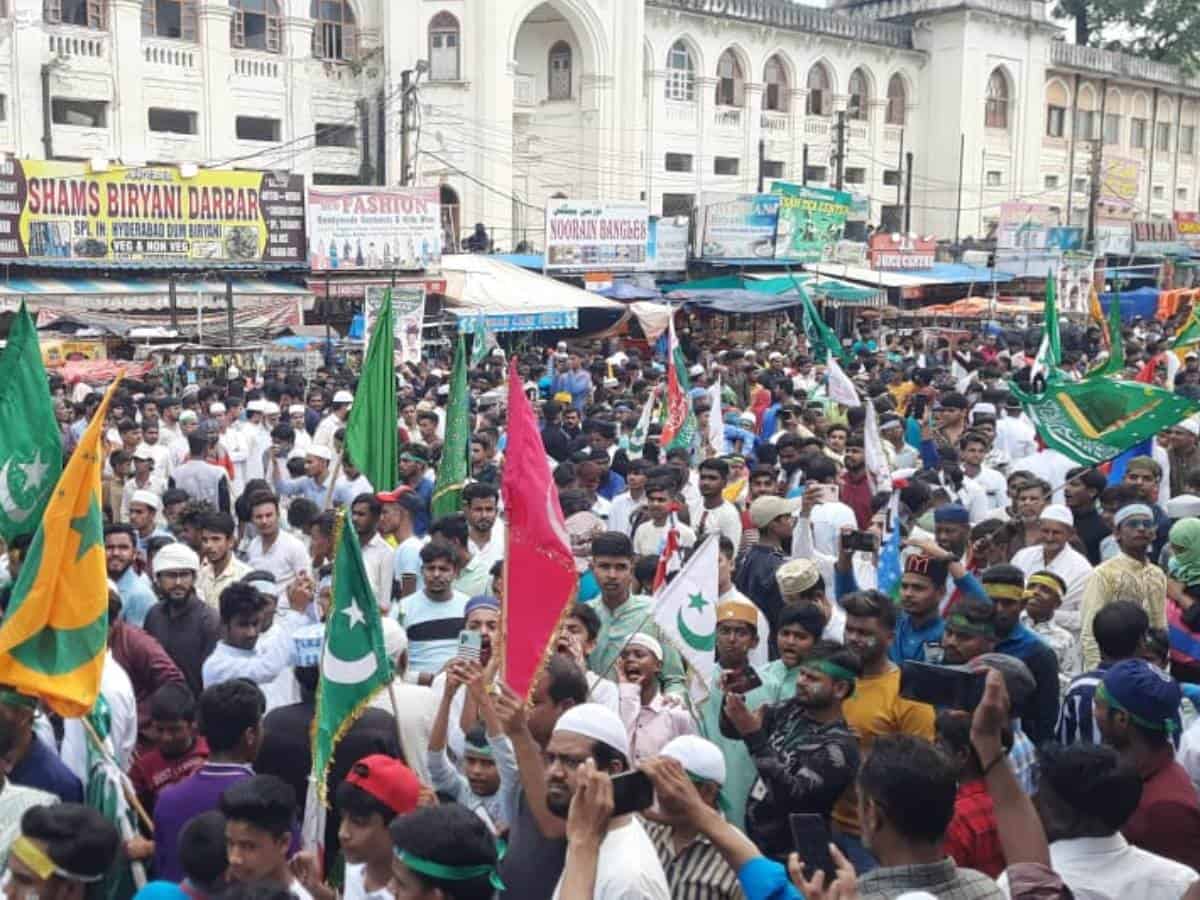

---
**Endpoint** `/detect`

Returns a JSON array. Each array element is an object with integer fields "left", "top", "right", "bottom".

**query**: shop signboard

[
  {"left": 868, "top": 233, "right": 936, "bottom": 270},
  {"left": 308, "top": 187, "right": 441, "bottom": 272},
  {"left": 364, "top": 285, "right": 426, "bottom": 364},
  {"left": 996, "top": 202, "right": 1058, "bottom": 250},
  {"left": 1175, "top": 212, "right": 1200, "bottom": 252},
  {"left": 697, "top": 193, "right": 780, "bottom": 261},
  {"left": 0, "top": 160, "right": 305, "bottom": 265},
  {"left": 455, "top": 310, "right": 578, "bottom": 333},
  {"left": 771, "top": 182, "right": 852, "bottom": 263},
  {"left": 646, "top": 216, "right": 689, "bottom": 271},
  {"left": 1095, "top": 220, "right": 1134, "bottom": 255},
  {"left": 1100, "top": 157, "right": 1140, "bottom": 212},
  {"left": 544, "top": 199, "right": 648, "bottom": 272},
  {"left": 1133, "top": 220, "right": 1187, "bottom": 255}
]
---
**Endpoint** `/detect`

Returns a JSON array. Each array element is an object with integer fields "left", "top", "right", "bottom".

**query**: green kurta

[
  {"left": 585, "top": 593, "right": 687, "bottom": 696},
  {"left": 698, "top": 659, "right": 800, "bottom": 830}
]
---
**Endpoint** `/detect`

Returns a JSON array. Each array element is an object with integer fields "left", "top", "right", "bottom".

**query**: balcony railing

[
  {"left": 713, "top": 106, "right": 742, "bottom": 129},
  {"left": 47, "top": 29, "right": 107, "bottom": 59},
  {"left": 144, "top": 40, "right": 197, "bottom": 71},
  {"left": 233, "top": 52, "right": 281, "bottom": 80},
  {"left": 646, "top": 0, "right": 912, "bottom": 48},
  {"left": 761, "top": 110, "right": 790, "bottom": 134},
  {"left": 1050, "top": 41, "right": 1200, "bottom": 90},
  {"left": 849, "top": 120, "right": 869, "bottom": 142},
  {"left": 665, "top": 100, "right": 697, "bottom": 125},
  {"left": 805, "top": 117, "right": 830, "bottom": 139}
]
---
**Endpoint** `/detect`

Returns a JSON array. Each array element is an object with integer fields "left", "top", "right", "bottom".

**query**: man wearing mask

[{"left": 142, "top": 542, "right": 220, "bottom": 697}]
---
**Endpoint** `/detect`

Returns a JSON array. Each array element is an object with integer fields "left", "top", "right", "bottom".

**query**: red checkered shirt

[{"left": 943, "top": 779, "right": 1005, "bottom": 879}]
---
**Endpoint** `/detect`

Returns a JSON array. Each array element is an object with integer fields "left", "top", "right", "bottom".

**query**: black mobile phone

[
  {"left": 789, "top": 813, "right": 837, "bottom": 883},
  {"left": 899, "top": 661, "right": 986, "bottom": 711},
  {"left": 841, "top": 530, "right": 880, "bottom": 553},
  {"left": 610, "top": 770, "right": 654, "bottom": 817}
]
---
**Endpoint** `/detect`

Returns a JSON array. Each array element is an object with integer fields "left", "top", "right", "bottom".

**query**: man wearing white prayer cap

[
  {"left": 1010, "top": 502, "right": 1093, "bottom": 643},
  {"left": 287, "top": 403, "right": 312, "bottom": 452},
  {"left": 270, "top": 441, "right": 335, "bottom": 508},
  {"left": 1168, "top": 415, "right": 1200, "bottom": 497},
  {"left": 618, "top": 633, "right": 696, "bottom": 764},
  {"left": 639, "top": 735, "right": 743, "bottom": 899},
  {"left": 314, "top": 389, "right": 353, "bottom": 450},
  {"left": 143, "top": 540, "right": 220, "bottom": 697},
  {"left": 547, "top": 703, "right": 670, "bottom": 898}
]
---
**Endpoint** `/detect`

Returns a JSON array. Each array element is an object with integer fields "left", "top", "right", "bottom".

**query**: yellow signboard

[{"left": 0, "top": 160, "right": 306, "bottom": 265}]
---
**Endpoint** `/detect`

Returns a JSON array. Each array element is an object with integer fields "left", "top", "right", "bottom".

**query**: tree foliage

[{"left": 1054, "top": 0, "right": 1200, "bottom": 72}]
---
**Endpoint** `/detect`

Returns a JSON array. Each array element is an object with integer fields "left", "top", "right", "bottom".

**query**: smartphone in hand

[
  {"left": 456, "top": 629, "right": 483, "bottom": 663},
  {"left": 899, "top": 661, "right": 986, "bottom": 711},
  {"left": 789, "top": 814, "right": 837, "bottom": 883},
  {"left": 610, "top": 770, "right": 654, "bottom": 817}
]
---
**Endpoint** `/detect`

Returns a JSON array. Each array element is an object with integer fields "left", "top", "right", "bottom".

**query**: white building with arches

[{"left": 0, "top": 0, "right": 1197, "bottom": 248}]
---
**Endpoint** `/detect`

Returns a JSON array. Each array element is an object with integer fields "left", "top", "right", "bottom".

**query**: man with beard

[
  {"left": 833, "top": 590, "right": 936, "bottom": 871},
  {"left": 543, "top": 703, "right": 669, "bottom": 898},
  {"left": 460, "top": 482, "right": 504, "bottom": 598},
  {"left": 1011, "top": 505, "right": 1093, "bottom": 643},
  {"left": 722, "top": 640, "right": 861, "bottom": 861},
  {"left": 104, "top": 523, "right": 159, "bottom": 627},
  {"left": 201, "top": 577, "right": 312, "bottom": 712},
  {"left": 143, "top": 542, "right": 220, "bottom": 697},
  {"left": 839, "top": 434, "right": 873, "bottom": 529},
  {"left": 350, "top": 494, "right": 393, "bottom": 614}
]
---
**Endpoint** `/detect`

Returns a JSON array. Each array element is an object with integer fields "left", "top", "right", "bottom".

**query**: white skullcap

[
  {"left": 660, "top": 735, "right": 726, "bottom": 786},
  {"left": 179, "top": 410, "right": 198, "bottom": 423},
  {"left": 553, "top": 703, "right": 630, "bottom": 761},
  {"left": 970, "top": 402, "right": 996, "bottom": 420},
  {"left": 1114, "top": 503, "right": 1155, "bottom": 527},
  {"left": 262, "top": 401, "right": 280, "bottom": 416},
  {"left": 289, "top": 404, "right": 305, "bottom": 415},
  {"left": 306, "top": 445, "right": 334, "bottom": 462},
  {"left": 1039, "top": 504, "right": 1074, "bottom": 526},
  {"left": 209, "top": 402, "right": 226, "bottom": 415},
  {"left": 153, "top": 542, "right": 200, "bottom": 576},
  {"left": 625, "top": 632, "right": 663, "bottom": 661},
  {"left": 227, "top": 365, "right": 241, "bottom": 379},
  {"left": 688, "top": 364, "right": 704, "bottom": 377},
  {"left": 333, "top": 390, "right": 354, "bottom": 404},
  {"left": 129, "top": 489, "right": 161, "bottom": 511},
  {"left": 1177, "top": 417, "right": 1200, "bottom": 436},
  {"left": 1166, "top": 494, "right": 1200, "bottom": 519},
  {"left": 381, "top": 617, "right": 408, "bottom": 661},
  {"left": 247, "top": 399, "right": 267, "bottom": 413}
]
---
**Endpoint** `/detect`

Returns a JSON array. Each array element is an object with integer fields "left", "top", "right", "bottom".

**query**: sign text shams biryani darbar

[{"left": 0, "top": 160, "right": 306, "bottom": 264}]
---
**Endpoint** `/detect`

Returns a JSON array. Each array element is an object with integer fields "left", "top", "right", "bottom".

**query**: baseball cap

[
  {"left": 1099, "top": 659, "right": 1182, "bottom": 734},
  {"left": 345, "top": 755, "right": 422, "bottom": 816},
  {"left": 748, "top": 495, "right": 801, "bottom": 528}
]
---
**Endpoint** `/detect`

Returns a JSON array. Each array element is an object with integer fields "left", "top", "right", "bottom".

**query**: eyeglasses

[
  {"left": 1122, "top": 518, "right": 1155, "bottom": 530},
  {"left": 542, "top": 751, "right": 591, "bottom": 772}
]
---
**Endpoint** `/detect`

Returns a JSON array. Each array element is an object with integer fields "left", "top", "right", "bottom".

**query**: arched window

[
  {"left": 666, "top": 40, "right": 695, "bottom": 102},
  {"left": 231, "top": 0, "right": 281, "bottom": 52},
  {"left": 886, "top": 73, "right": 906, "bottom": 126},
  {"left": 45, "top": 0, "right": 106, "bottom": 28},
  {"left": 847, "top": 68, "right": 869, "bottom": 120},
  {"left": 806, "top": 63, "right": 831, "bottom": 117},
  {"left": 428, "top": 12, "right": 460, "bottom": 80},
  {"left": 548, "top": 41, "right": 572, "bottom": 100},
  {"left": 715, "top": 48, "right": 744, "bottom": 107},
  {"left": 312, "top": 0, "right": 356, "bottom": 62},
  {"left": 985, "top": 68, "right": 1009, "bottom": 129},
  {"left": 142, "top": 0, "right": 197, "bottom": 40},
  {"left": 763, "top": 54, "right": 789, "bottom": 112}
]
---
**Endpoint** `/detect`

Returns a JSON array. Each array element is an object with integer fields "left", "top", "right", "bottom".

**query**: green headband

[
  {"left": 945, "top": 613, "right": 996, "bottom": 639},
  {"left": 801, "top": 659, "right": 858, "bottom": 684},
  {"left": 463, "top": 743, "right": 494, "bottom": 760},
  {"left": 0, "top": 687, "right": 37, "bottom": 710},
  {"left": 396, "top": 849, "right": 505, "bottom": 891},
  {"left": 1096, "top": 682, "right": 1178, "bottom": 734},
  {"left": 399, "top": 452, "right": 426, "bottom": 463}
]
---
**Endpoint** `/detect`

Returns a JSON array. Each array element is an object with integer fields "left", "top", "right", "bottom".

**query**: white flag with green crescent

[{"left": 652, "top": 535, "right": 719, "bottom": 697}]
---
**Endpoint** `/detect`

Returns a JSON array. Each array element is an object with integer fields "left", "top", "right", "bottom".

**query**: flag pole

[{"left": 81, "top": 716, "right": 154, "bottom": 834}]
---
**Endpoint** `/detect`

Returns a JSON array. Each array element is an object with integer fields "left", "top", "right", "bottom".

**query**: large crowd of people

[{"left": 5, "top": 314, "right": 1200, "bottom": 899}]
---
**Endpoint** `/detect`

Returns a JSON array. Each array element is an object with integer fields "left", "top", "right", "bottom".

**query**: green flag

[
  {"left": 469, "top": 314, "right": 495, "bottom": 367},
  {"left": 313, "top": 515, "right": 392, "bottom": 806},
  {"left": 1089, "top": 295, "right": 1126, "bottom": 378},
  {"left": 83, "top": 696, "right": 143, "bottom": 900},
  {"left": 344, "top": 290, "right": 397, "bottom": 495},
  {"left": 799, "top": 285, "right": 850, "bottom": 365},
  {"left": 661, "top": 318, "right": 697, "bottom": 452},
  {"left": 0, "top": 302, "right": 62, "bottom": 543},
  {"left": 431, "top": 336, "right": 469, "bottom": 518},
  {"left": 1031, "top": 276, "right": 1062, "bottom": 384},
  {"left": 1011, "top": 373, "right": 1200, "bottom": 465},
  {"left": 1172, "top": 306, "right": 1200, "bottom": 351}
]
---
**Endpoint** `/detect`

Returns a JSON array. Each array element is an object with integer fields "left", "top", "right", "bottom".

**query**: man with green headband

[
  {"left": 390, "top": 803, "right": 503, "bottom": 900},
  {"left": 723, "top": 639, "right": 861, "bottom": 860},
  {"left": 5, "top": 804, "right": 119, "bottom": 900},
  {"left": 1095, "top": 658, "right": 1200, "bottom": 872}
]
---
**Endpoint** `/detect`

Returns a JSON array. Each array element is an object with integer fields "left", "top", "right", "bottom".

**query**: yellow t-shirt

[{"left": 832, "top": 665, "right": 935, "bottom": 836}]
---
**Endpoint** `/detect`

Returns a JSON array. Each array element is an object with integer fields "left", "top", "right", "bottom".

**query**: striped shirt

[
  {"left": 1056, "top": 665, "right": 1109, "bottom": 745},
  {"left": 643, "top": 821, "right": 746, "bottom": 900}
]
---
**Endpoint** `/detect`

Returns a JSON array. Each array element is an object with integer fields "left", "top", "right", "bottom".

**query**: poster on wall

[
  {"left": 0, "top": 160, "right": 306, "bottom": 265},
  {"left": 1095, "top": 220, "right": 1134, "bottom": 255},
  {"left": 697, "top": 193, "right": 780, "bottom": 261},
  {"left": 771, "top": 182, "right": 852, "bottom": 263},
  {"left": 308, "top": 187, "right": 441, "bottom": 272},
  {"left": 1055, "top": 254, "right": 1095, "bottom": 316},
  {"left": 364, "top": 285, "right": 426, "bottom": 364},
  {"left": 646, "top": 216, "right": 689, "bottom": 271},
  {"left": 544, "top": 200, "right": 649, "bottom": 272}
]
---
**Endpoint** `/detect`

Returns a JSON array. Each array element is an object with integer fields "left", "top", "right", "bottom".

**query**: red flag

[
  {"left": 1135, "top": 352, "right": 1164, "bottom": 384},
  {"left": 501, "top": 359, "right": 577, "bottom": 698},
  {"left": 652, "top": 524, "right": 681, "bottom": 593}
]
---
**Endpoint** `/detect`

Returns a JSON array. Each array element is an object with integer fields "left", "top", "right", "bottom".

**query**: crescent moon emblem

[
  {"left": 321, "top": 644, "right": 378, "bottom": 685},
  {"left": 676, "top": 607, "right": 715, "bottom": 652},
  {"left": 0, "top": 460, "right": 33, "bottom": 524}
]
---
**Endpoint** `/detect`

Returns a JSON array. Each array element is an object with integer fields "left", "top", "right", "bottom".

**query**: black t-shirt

[{"left": 499, "top": 789, "right": 566, "bottom": 899}]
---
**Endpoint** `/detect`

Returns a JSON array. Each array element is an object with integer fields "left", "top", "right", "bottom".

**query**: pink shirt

[{"left": 618, "top": 684, "right": 696, "bottom": 764}]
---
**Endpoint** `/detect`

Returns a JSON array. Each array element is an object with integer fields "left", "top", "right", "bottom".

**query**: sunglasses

[{"left": 1121, "top": 518, "right": 1155, "bottom": 530}]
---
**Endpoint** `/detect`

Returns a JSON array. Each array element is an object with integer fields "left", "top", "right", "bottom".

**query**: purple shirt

[{"left": 152, "top": 762, "right": 253, "bottom": 882}]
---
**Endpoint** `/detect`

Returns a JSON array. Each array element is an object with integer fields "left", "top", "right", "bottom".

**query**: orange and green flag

[{"left": 0, "top": 377, "right": 120, "bottom": 718}]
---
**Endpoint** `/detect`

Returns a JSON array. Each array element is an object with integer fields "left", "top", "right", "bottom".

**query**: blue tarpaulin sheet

[{"left": 1099, "top": 287, "right": 1160, "bottom": 322}]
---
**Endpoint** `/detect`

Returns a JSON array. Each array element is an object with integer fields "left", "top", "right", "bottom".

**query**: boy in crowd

[
  {"left": 220, "top": 774, "right": 310, "bottom": 899},
  {"left": 129, "top": 682, "right": 209, "bottom": 814}
]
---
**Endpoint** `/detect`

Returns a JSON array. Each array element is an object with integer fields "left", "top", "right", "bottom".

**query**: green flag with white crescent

[
  {"left": 470, "top": 315, "right": 495, "bottom": 367},
  {"left": 432, "top": 336, "right": 470, "bottom": 518},
  {"left": 1011, "top": 373, "right": 1200, "bottom": 465},
  {"left": 0, "top": 302, "right": 62, "bottom": 543},
  {"left": 313, "top": 515, "right": 392, "bottom": 806}
]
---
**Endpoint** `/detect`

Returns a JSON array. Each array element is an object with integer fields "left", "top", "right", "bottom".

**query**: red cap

[
  {"left": 376, "top": 485, "right": 413, "bottom": 503},
  {"left": 344, "top": 755, "right": 421, "bottom": 815}
]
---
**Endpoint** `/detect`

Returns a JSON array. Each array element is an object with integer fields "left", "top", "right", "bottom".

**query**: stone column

[
  {"left": 110, "top": 0, "right": 148, "bottom": 162},
  {"left": 279, "top": 14, "right": 316, "bottom": 178},
  {"left": 198, "top": 0, "right": 233, "bottom": 164},
  {"left": 744, "top": 81, "right": 763, "bottom": 192}
]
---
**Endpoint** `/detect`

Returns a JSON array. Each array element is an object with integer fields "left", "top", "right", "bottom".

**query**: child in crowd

[
  {"left": 1022, "top": 570, "right": 1080, "bottom": 695},
  {"left": 129, "top": 682, "right": 209, "bottom": 815}
]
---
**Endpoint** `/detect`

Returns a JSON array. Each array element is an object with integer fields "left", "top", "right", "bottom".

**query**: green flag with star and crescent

[
  {"left": 0, "top": 375, "right": 118, "bottom": 718},
  {"left": 311, "top": 512, "right": 392, "bottom": 807},
  {"left": 0, "top": 302, "right": 62, "bottom": 544}
]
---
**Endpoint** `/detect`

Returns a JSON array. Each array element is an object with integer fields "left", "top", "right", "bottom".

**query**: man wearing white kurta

[{"left": 1010, "top": 504, "right": 1093, "bottom": 640}]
